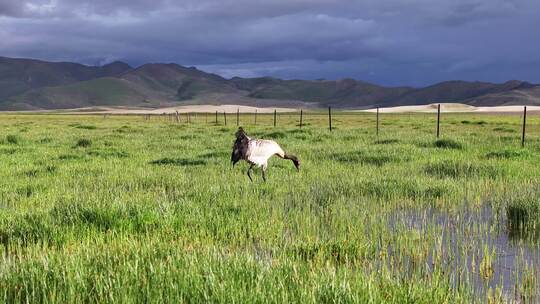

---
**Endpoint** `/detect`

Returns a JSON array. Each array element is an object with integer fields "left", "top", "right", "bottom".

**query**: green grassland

[{"left": 0, "top": 111, "right": 539, "bottom": 303}]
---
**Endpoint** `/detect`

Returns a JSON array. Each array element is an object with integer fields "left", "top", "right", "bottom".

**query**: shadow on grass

[
  {"left": 198, "top": 151, "right": 229, "bottom": 159},
  {"left": 333, "top": 150, "right": 408, "bottom": 166},
  {"left": 493, "top": 126, "right": 516, "bottom": 133},
  {"left": 485, "top": 149, "right": 529, "bottom": 160},
  {"left": 87, "top": 150, "right": 129, "bottom": 158},
  {"left": 69, "top": 123, "right": 97, "bottom": 130},
  {"left": 150, "top": 158, "right": 206, "bottom": 166},
  {"left": 374, "top": 138, "right": 399, "bottom": 145},
  {"left": 416, "top": 138, "right": 463, "bottom": 150}
]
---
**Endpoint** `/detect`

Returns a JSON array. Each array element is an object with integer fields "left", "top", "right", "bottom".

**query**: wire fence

[{"left": 135, "top": 105, "right": 536, "bottom": 147}]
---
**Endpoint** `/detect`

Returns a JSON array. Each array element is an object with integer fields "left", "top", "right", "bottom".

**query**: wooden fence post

[
  {"left": 328, "top": 106, "right": 332, "bottom": 131},
  {"left": 236, "top": 108, "right": 239, "bottom": 126},
  {"left": 215, "top": 111, "right": 218, "bottom": 125},
  {"left": 522, "top": 106, "right": 527, "bottom": 147},
  {"left": 300, "top": 109, "right": 303, "bottom": 128},
  {"left": 223, "top": 111, "right": 227, "bottom": 126},
  {"left": 175, "top": 111, "right": 179, "bottom": 123},
  {"left": 273, "top": 109, "right": 277, "bottom": 127},
  {"left": 376, "top": 107, "right": 379, "bottom": 136},
  {"left": 254, "top": 110, "right": 257, "bottom": 125},
  {"left": 436, "top": 104, "right": 441, "bottom": 138}
]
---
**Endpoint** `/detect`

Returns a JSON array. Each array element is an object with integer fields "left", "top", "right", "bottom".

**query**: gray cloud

[{"left": 0, "top": 0, "right": 539, "bottom": 86}]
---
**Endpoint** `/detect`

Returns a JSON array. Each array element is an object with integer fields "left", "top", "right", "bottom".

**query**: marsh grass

[
  {"left": 0, "top": 112, "right": 539, "bottom": 302},
  {"left": 504, "top": 190, "right": 540, "bottom": 242},
  {"left": 424, "top": 160, "right": 503, "bottom": 179}
]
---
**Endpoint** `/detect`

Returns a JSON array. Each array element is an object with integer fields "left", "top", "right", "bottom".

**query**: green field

[{"left": 0, "top": 111, "right": 539, "bottom": 303}]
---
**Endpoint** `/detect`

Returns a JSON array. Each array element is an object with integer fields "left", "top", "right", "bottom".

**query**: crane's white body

[
  {"left": 245, "top": 137, "right": 285, "bottom": 169},
  {"left": 231, "top": 127, "right": 299, "bottom": 181}
]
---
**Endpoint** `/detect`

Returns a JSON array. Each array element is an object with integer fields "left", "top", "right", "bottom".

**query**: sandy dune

[
  {"left": 58, "top": 104, "right": 298, "bottom": 114},
  {"left": 361, "top": 103, "right": 539, "bottom": 113},
  {"left": 3, "top": 103, "right": 538, "bottom": 114}
]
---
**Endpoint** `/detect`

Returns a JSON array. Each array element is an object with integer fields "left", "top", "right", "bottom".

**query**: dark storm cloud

[{"left": 1, "top": 0, "right": 539, "bottom": 86}]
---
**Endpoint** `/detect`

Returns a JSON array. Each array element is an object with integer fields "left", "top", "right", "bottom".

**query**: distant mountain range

[{"left": 1, "top": 56, "right": 539, "bottom": 110}]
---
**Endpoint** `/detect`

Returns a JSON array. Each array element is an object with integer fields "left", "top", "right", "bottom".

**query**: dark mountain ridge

[{"left": 0, "top": 56, "right": 539, "bottom": 110}]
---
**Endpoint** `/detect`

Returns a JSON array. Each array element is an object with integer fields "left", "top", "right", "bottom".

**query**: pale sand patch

[
  {"left": 360, "top": 103, "right": 540, "bottom": 113},
  {"left": 3, "top": 103, "right": 538, "bottom": 114},
  {"left": 56, "top": 104, "right": 298, "bottom": 114}
]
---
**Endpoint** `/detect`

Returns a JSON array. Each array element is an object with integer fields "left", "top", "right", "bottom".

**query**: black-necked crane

[{"left": 231, "top": 127, "right": 300, "bottom": 181}]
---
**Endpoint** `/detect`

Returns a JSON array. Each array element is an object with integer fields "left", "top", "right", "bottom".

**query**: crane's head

[
  {"left": 285, "top": 153, "right": 300, "bottom": 171},
  {"left": 291, "top": 156, "right": 300, "bottom": 171}
]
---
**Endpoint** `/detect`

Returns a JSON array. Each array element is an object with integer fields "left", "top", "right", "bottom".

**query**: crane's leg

[
  {"left": 262, "top": 164, "right": 267, "bottom": 182},
  {"left": 247, "top": 164, "right": 255, "bottom": 182}
]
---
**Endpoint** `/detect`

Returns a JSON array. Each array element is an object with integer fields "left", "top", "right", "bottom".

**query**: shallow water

[{"left": 388, "top": 204, "right": 540, "bottom": 302}]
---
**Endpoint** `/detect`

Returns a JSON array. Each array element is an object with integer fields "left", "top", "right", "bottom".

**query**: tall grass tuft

[
  {"left": 6, "top": 134, "right": 20, "bottom": 144},
  {"left": 75, "top": 138, "right": 92, "bottom": 148},
  {"left": 424, "top": 160, "right": 503, "bottom": 179},
  {"left": 434, "top": 138, "right": 463, "bottom": 149}
]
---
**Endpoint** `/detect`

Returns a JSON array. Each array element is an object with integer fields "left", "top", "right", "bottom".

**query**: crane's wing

[{"left": 231, "top": 130, "right": 249, "bottom": 166}]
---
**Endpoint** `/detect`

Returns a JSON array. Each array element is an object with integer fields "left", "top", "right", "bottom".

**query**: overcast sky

[{"left": 1, "top": 0, "right": 539, "bottom": 86}]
